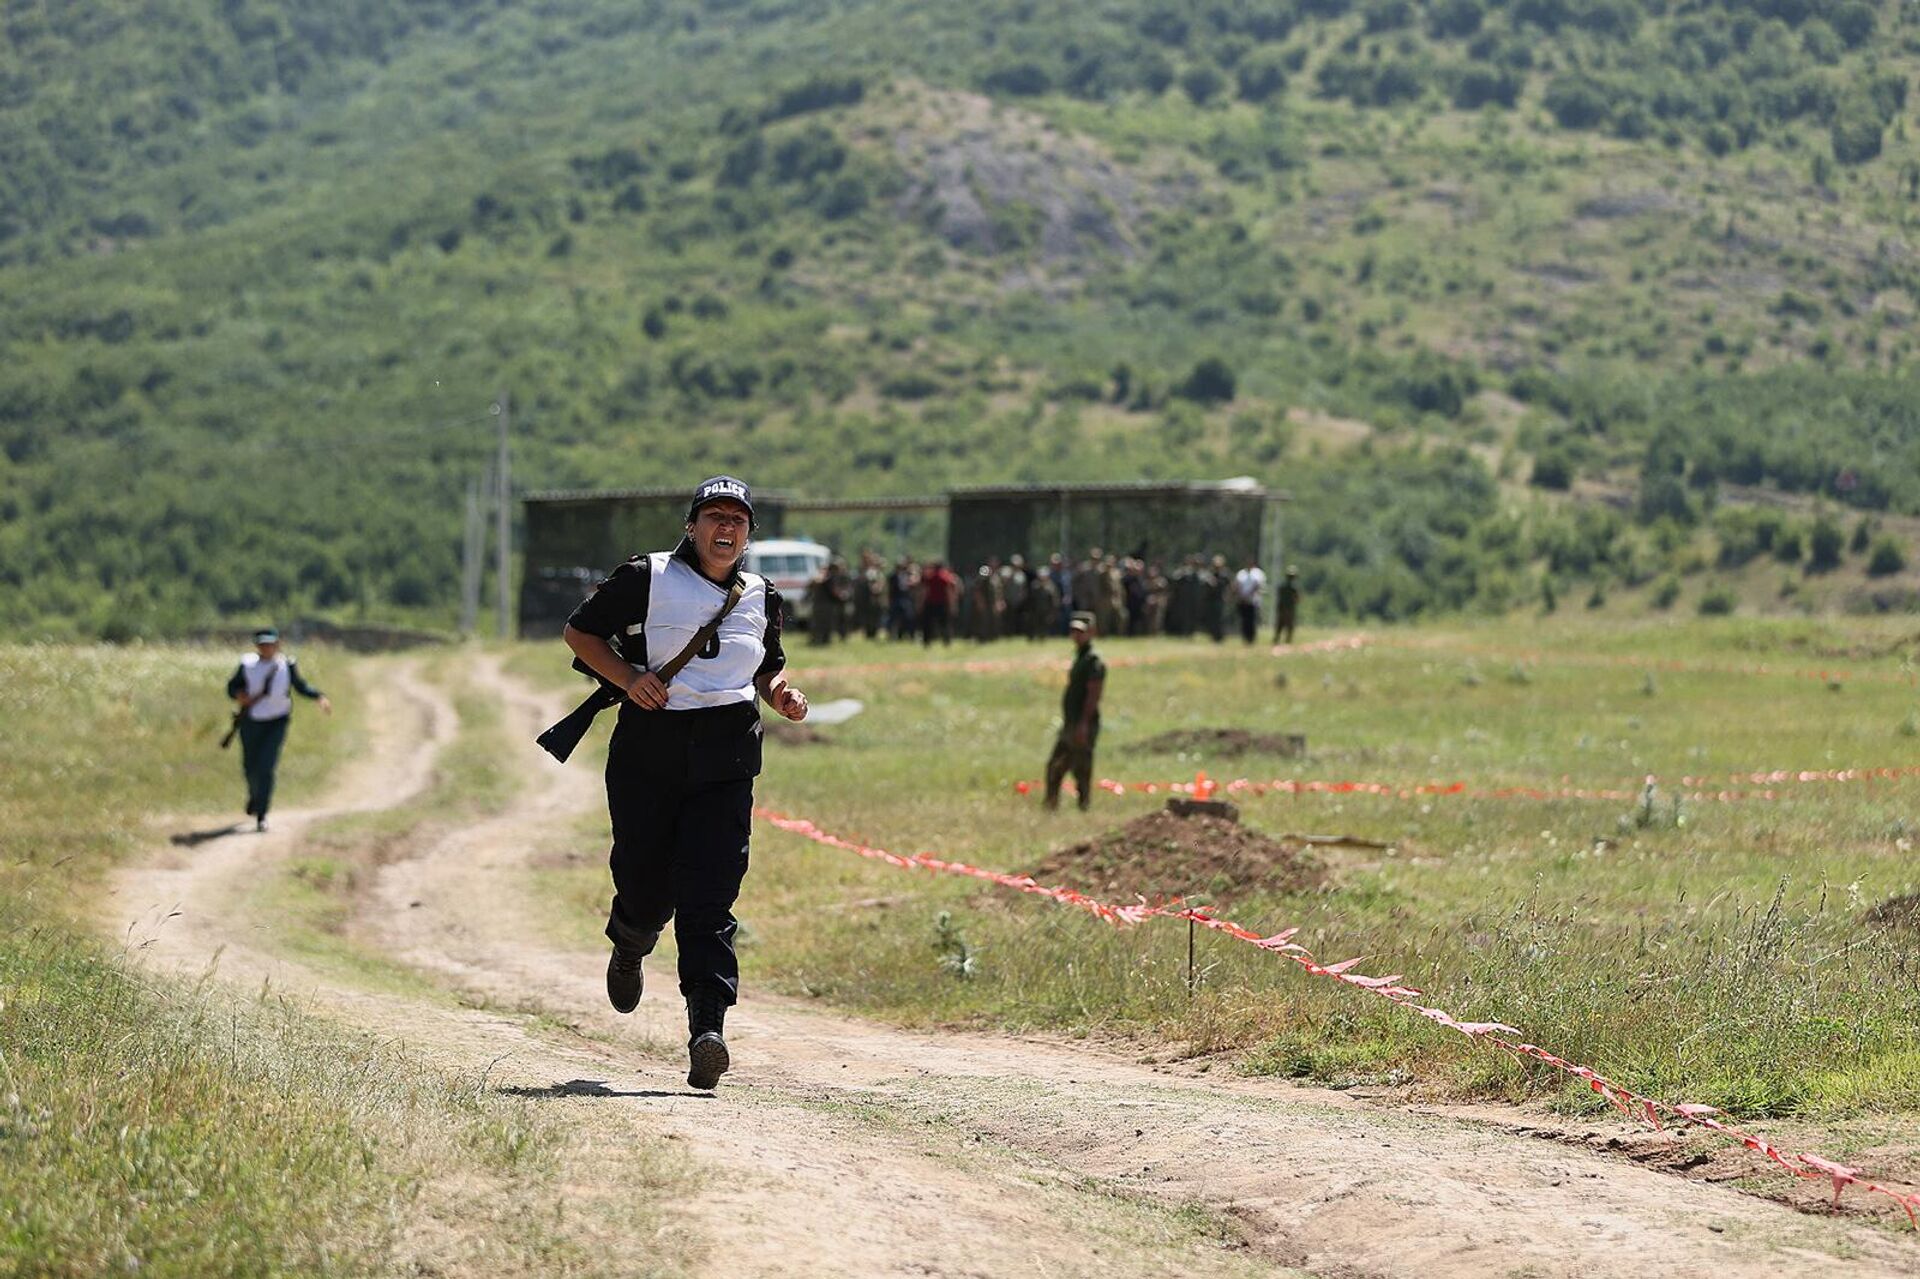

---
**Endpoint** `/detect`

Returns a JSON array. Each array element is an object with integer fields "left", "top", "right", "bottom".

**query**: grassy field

[
  {"left": 0, "top": 644, "right": 671, "bottom": 1278},
  {"left": 514, "top": 616, "right": 1920, "bottom": 1129}
]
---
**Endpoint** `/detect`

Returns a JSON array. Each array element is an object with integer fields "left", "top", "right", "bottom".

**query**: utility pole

[
  {"left": 494, "top": 391, "right": 512, "bottom": 639},
  {"left": 460, "top": 462, "right": 490, "bottom": 636}
]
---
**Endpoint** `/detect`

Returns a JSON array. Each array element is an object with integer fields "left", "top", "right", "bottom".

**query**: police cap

[{"left": 687, "top": 475, "right": 755, "bottom": 526}]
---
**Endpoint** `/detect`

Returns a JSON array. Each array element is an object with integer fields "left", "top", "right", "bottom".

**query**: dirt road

[{"left": 113, "top": 655, "right": 1920, "bottom": 1278}]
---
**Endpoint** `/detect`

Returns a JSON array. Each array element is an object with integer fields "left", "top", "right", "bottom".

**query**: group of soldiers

[{"left": 804, "top": 548, "right": 1300, "bottom": 645}]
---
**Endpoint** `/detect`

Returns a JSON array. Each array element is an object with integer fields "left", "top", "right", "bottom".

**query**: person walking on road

[
  {"left": 226, "top": 627, "right": 331, "bottom": 832},
  {"left": 1043, "top": 612, "right": 1106, "bottom": 812},
  {"left": 561, "top": 476, "right": 810, "bottom": 1091}
]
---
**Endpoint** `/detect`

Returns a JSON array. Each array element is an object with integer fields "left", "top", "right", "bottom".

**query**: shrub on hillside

[
  {"left": 1529, "top": 451, "right": 1573, "bottom": 490},
  {"left": 1868, "top": 536, "right": 1908, "bottom": 577},
  {"left": 1181, "top": 63, "right": 1227, "bottom": 105},
  {"left": 1388, "top": 352, "right": 1477, "bottom": 417},
  {"left": 1832, "top": 2, "right": 1877, "bottom": 47},
  {"left": 1234, "top": 49, "right": 1289, "bottom": 103},
  {"left": 1697, "top": 586, "right": 1737, "bottom": 616},
  {"left": 1809, "top": 517, "right": 1846, "bottom": 572},
  {"left": 1544, "top": 75, "right": 1609, "bottom": 129},
  {"left": 1428, "top": 0, "right": 1485, "bottom": 38},
  {"left": 764, "top": 75, "right": 864, "bottom": 123},
  {"left": 1452, "top": 66, "right": 1521, "bottom": 109},
  {"left": 1831, "top": 104, "right": 1885, "bottom": 166},
  {"left": 1174, "top": 357, "right": 1237, "bottom": 405},
  {"left": 982, "top": 62, "right": 1052, "bottom": 96}
]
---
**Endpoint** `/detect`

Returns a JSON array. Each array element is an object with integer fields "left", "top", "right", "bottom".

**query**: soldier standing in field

[
  {"left": 1043, "top": 612, "right": 1106, "bottom": 812},
  {"left": 1274, "top": 565, "right": 1302, "bottom": 645}
]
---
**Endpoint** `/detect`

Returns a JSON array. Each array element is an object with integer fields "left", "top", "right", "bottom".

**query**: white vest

[
  {"left": 238, "top": 654, "right": 292, "bottom": 720},
  {"left": 627, "top": 554, "right": 771, "bottom": 710}
]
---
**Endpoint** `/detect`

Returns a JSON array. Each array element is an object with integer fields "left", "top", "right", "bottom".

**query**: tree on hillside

[{"left": 1175, "top": 357, "right": 1237, "bottom": 405}]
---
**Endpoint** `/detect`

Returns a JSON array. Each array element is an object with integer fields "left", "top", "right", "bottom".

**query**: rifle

[
  {"left": 221, "top": 657, "right": 278, "bottom": 749},
  {"left": 537, "top": 578, "right": 746, "bottom": 764}
]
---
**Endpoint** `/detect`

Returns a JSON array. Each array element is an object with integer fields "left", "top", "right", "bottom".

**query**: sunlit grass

[
  {"left": 510, "top": 617, "right": 1920, "bottom": 1120},
  {"left": 0, "top": 644, "right": 681, "bottom": 1277}
]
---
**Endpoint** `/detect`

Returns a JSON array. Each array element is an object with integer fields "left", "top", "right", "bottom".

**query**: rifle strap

[{"left": 648, "top": 578, "right": 747, "bottom": 686}]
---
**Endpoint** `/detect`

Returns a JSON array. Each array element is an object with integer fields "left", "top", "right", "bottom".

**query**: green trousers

[{"left": 1044, "top": 726, "right": 1098, "bottom": 809}]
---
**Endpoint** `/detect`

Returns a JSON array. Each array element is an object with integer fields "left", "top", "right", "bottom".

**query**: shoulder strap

[{"left": 653, "top": 578, "right": 746, "bottom": 683}]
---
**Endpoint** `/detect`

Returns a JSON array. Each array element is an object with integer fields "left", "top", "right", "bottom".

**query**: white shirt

[{"left": 1233, "top": 566, "right": 1267, "bottom": 604}]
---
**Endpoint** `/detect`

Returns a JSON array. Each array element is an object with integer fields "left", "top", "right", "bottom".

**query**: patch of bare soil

[
  {"left": 888, "top": 88, "right": 1194, "bottom": 275},
  {"left": 1031, "top": 811, "right": 1324, "bottom": 904},
  {"left": 1129, "top": 727, "right": 1307, "bottom": 759}
]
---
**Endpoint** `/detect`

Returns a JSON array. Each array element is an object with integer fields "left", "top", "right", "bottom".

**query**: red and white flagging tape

[
  {"left": 757, "top": 805, "right": 1920, "bottom": 1223},
  {"left": 1013, "top": 764, "right": 1920, "bottom": 806}
]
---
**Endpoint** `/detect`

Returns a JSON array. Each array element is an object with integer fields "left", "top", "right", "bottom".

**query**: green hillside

[{"left": 7, "top": 0, "right": 1920, "bottom": 635}]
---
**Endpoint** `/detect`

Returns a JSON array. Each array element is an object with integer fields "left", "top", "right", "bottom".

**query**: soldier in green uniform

[
  {"left": 1043, "top": 612, "right": 1106, "bottom": 811},
  {"left": 1274, "top": 564, "right": 1302, "bottom": 645}
]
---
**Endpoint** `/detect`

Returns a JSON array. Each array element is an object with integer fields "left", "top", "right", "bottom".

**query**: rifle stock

[
  {"left": 536, "top": 687, "right": 621, "bottom": 762},
  {"left": 536, "top": 655, "right": 623, "bottom": 763}
]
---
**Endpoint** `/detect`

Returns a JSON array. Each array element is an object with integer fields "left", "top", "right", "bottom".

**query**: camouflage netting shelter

[
  {"left": 946, "top": 480, "right": 1285, "bottom": 571},
  {"left": 518, "top": 486, "right": 791, "bottom": 633}
]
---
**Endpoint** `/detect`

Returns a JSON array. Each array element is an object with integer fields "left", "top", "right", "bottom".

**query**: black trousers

[
  {"left": 238, "top": 714, "right": 290, "bottom": 819},
  {"left": 1237, "top": 601, "right": 1258, "bottom": 644},
  {"left": 604, "top": 716, "right": 756, "bottom": 1004}
]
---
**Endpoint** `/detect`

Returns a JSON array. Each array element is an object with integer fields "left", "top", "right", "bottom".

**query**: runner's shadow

[
  {"left": 498, "top": 1078, "right": 704, "bottom": 1100},
  {"left": 169, "top": 824, "right": 248, "bottom": 848}
]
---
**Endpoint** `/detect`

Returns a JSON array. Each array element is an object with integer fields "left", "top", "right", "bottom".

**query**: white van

[{"left": 746, "top": 538, "right": 832, "bottom": 625}]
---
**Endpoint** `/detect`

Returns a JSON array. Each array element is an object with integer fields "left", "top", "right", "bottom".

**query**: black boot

[
  {"left": 605, "top": 932, "right": 656, "bottom": 1014},
  {"left": 685, "top": 986, "right": 731, "bottom": 1090}
]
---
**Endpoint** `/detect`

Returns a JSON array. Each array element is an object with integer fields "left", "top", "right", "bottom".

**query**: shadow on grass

[
  {"left": 169, "top": 823, "right": 252, "bottom": 847},
  {"left": 498, "top": 1078, "right": 706, "bottom": 1101}
]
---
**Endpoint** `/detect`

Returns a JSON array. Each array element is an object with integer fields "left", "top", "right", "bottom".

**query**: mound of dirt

[
  {"left": 766, "top": 718, "right": 828, "bottom": 745},
  {"left": 1864, "top": 893, "right": 1920, "bottom": 929},
  {"left": 1029, "top": 811, "right": 1323, "bottom": 905},
  {"left": 1129, "top": 727, "right": 1307, "bottom": 759}
]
